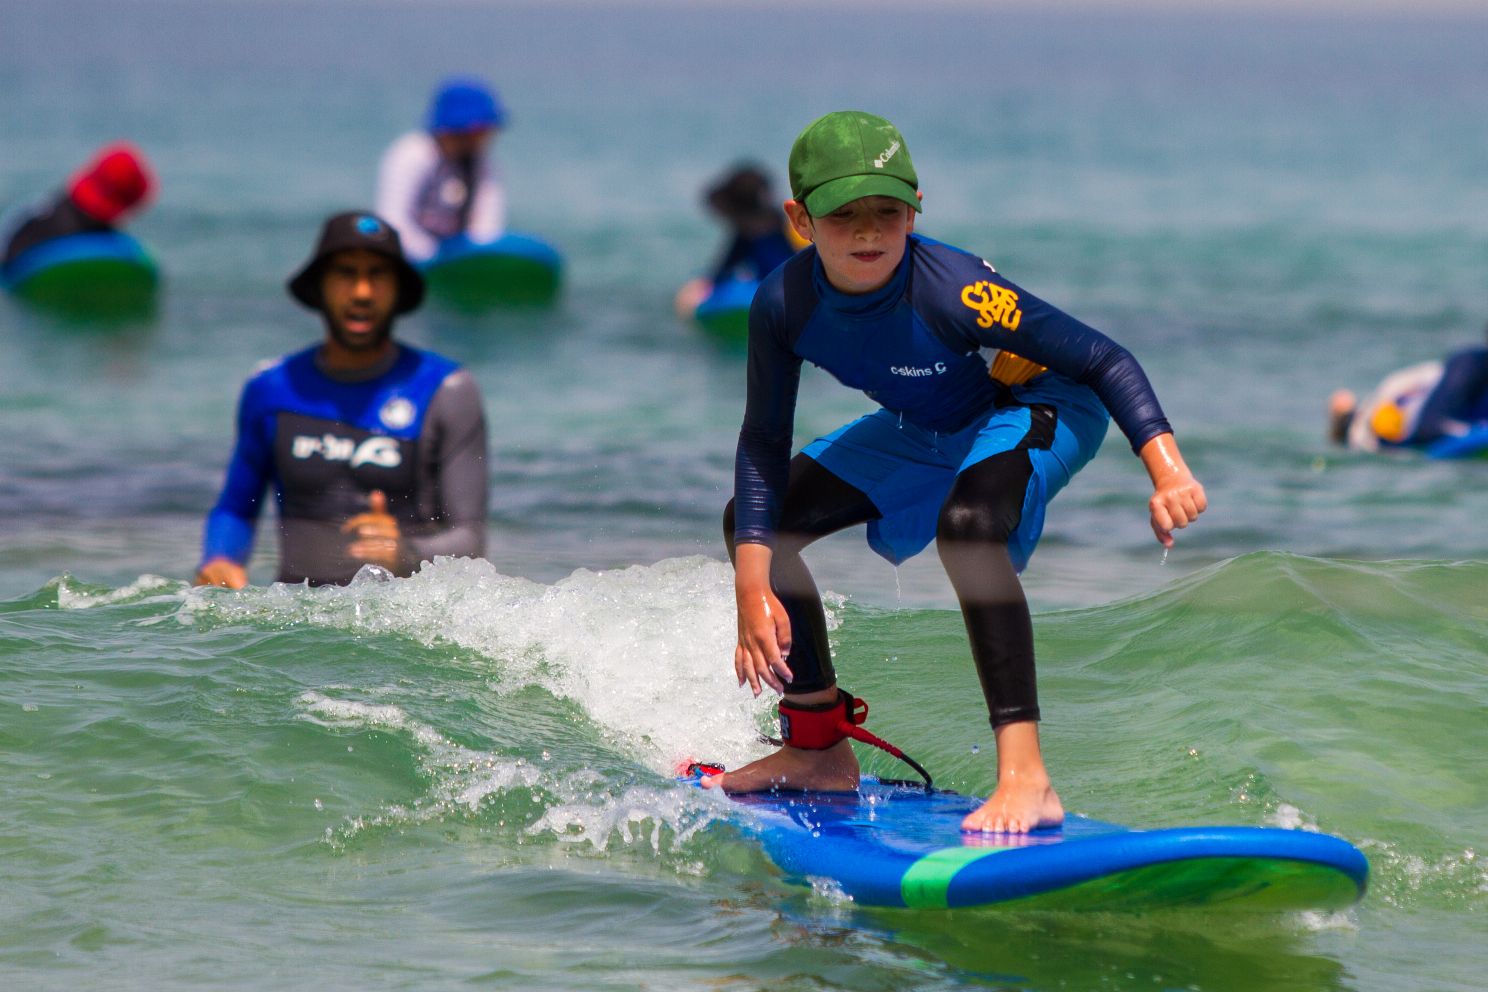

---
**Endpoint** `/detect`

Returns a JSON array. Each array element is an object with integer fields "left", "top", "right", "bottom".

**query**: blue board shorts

[{"left": 802, "top": 373, "right": 1110, "bottom": 572}]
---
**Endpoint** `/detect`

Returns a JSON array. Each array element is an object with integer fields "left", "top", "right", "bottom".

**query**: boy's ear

[{"left": 783, "top": 199, "right": 814, "bottom": 243}]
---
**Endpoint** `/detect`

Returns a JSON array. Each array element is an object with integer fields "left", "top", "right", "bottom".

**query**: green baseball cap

[{"left": 788, "top": 111, "right": 920, "bottom": 217}]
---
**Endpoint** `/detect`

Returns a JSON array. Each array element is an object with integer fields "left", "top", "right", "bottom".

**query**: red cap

[{"left": 67, "top": 143, "right": 154, "bottom": 223}]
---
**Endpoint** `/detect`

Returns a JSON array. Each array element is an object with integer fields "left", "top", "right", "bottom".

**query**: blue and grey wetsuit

[{"left": 201, "top": 343, "right": 488, "bottom": 585}]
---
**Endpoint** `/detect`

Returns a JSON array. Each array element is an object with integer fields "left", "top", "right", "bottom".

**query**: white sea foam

[
  {"left": 56, "top": 573, "right": 177, "bottom": 609},
  {"left": 528, "top": 783, "right": 728, "bottom": 853},
  {"left": 196, "top": 555, "right": 789, "bottom": 779}
]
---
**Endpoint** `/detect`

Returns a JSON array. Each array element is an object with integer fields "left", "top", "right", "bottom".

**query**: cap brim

[{"left": 802, "top": 174, "right": 920, "bottom": 217}]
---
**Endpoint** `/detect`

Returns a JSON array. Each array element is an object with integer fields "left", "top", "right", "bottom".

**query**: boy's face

[{"left": 785, "top": 195, "right": 917, "bottom": 295}]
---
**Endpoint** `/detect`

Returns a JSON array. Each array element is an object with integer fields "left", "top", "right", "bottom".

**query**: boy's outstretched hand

[
  {"left": 1139, "top": 433, "right": 1207, "bottom": 547},
  {"left": 733, "top": 543, "right": 794, "bottom": 696}
]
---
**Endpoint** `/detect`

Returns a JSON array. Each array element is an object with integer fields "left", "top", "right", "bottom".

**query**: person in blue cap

[{"left": 376, "top": 76, "right": 508, "bottom": 263}]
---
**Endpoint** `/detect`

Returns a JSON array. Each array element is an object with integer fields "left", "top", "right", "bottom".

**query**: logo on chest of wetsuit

[
  {"left": 960, "top": 280, "right": 1023, "bottom": 331},
  {"left": 290, "top": 433, "right": 403, "bottom": 469},
  {"left": 379, "top": 397, "right": 416, "bottom": 430},
  {"left": 890, "top": 362, "right": 948, "bottom": 377}
]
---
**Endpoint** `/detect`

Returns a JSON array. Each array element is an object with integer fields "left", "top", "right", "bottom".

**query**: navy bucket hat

[{"left": 287, "top": 212, "right": 425, "bottom": 314}]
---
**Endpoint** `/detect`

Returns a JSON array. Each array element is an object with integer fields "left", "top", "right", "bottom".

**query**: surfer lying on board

[
  {"left": 704, "top": 112, "right": 1207, "bottom": 834},
  {"left": 1327, "top": 327, "right": 1488, "bottom": 454},
  {"left": 2, "top": 142, "right": 154, "bottom": 272},
  {"left": 674, "top": 163, "right": 802, "bottom": 319},
  {"left": 194, "top": 211, "right": 488, "bottom": 589}
]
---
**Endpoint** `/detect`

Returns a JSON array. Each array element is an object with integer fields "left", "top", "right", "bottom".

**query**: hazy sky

[
  {"left": 123, "top": 0, "right": 1488, "bottom": 12},
  {"left": 448, "top": 0, "right": 1485, "bottom": 12}
]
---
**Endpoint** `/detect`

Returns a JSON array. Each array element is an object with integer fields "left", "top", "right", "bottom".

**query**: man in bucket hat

[
  {"left": 376, "top": 75, "right": 509, "bottom": 262},
  {"left": 2, "top": 142, "right": 155, "bottom": 269},
  {"left": 195, "top": 211, "right": 489, "bottom": 588}
]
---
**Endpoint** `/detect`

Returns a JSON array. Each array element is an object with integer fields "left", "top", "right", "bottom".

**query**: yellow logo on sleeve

[{"left": 961, "top": 280, "right": 1023, "bottom": 331}]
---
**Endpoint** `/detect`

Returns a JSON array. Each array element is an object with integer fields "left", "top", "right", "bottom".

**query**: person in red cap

[{"left": 2, "top": 143, "right": 155, "bottom": 269}]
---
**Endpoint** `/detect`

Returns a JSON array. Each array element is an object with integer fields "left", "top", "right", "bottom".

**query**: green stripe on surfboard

[
  {"left": 901, "top": 846, "right": 1009, "bottom": 908},
  {"left": 902, "top": 850, "right": 1362, "bottom": 911}
]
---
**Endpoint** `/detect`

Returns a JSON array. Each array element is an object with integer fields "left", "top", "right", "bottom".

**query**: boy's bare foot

[
  {"left": 961, "top": 770, "right": 1064, "bottom": 834},
  {"left": 960, "top": 719, "right": 1064, "bottom": 834},
  {"left": 701, "top": 739, "right": 859, "bottom": 794}
]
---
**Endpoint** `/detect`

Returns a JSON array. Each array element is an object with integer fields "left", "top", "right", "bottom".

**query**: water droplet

[{"left": 970, "top": 744, "right": 981, "bottom": 755}]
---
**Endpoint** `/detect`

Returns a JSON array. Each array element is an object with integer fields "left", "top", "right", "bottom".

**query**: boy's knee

[
  {"left": 938, "top": 496, "right": 1015, "bottom": 546},
  {"left": 938, "top": 452, "right": 1031, "bottom": 546}
]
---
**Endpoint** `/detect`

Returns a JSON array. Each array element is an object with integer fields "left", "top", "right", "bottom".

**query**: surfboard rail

[
  {"left": 418, "top": 231, "right": 562, "bottom": 310},
  {"left": 2, "top": 231, "right": 158, "bottom": 319},
  {"left": 718, "top": 778, "right": 1368, "bottom": 912}
]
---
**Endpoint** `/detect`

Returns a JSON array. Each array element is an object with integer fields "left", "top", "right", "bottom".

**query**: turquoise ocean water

[{"left": 2, "top": 2, "right": 1485, "bottom": 989}]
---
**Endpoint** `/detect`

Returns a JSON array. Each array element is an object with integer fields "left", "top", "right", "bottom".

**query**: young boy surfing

[{"left": 704, "top": 111, "right": 1206, "bottom": 834}]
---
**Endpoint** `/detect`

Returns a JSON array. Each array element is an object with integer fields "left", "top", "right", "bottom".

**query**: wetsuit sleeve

[
  {"left": 733, "top": 284, "right": 803, "bottom": 548},
  {"left": 953, "top": 268, "right": 1171, "bottom": 453},
  {"left": 1411, "top": 347, "right": 1488, "bottom": 442},
  {"left": 199, "top": 380, "right": 274, "bottom": 568},
  {"left": 375, "top": 133, "right": 439, "bottom": 263},
  {"left": 403, "top": 370, "right": 488, "bottom": 565}
]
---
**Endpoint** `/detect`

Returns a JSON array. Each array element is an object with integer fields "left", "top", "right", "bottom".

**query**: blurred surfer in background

[
  {"left": 674, "top": 163, "right": 803, "bottom": 318},
  {"left": 1328, "top": 328, "right": 1488, "bottom": 453},
  {"left": 709, "top": 111, "right": 1207, "bottom": 834},
  {"left": 376, "top": 75, "right": 507, "bottom": 264},
  {"left": 1, "top": 142, "right": 154, "bottom": 272},
  {"left": 194, "top": 211, "right": 489, "bottom": 589}
]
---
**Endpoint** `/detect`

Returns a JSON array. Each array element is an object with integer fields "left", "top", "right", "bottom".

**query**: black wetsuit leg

[
  {"left": 935, "top": 449, "right": 1040, "bottom": 728},
  {"left": 723, "top": 454, "right": 881, "bottom": 693}
]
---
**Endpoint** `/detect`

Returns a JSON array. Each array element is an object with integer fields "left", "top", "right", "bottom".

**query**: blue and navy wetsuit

[
  {"left": 201, "top": 343, "right": 488, "bottom": 585},
  {"left": 726, "top": 234, "right": 1173, "bottom": 726},
  {"left": 708, "top": 229, "right": 796, "bottom": 287},
  {"left": 1411, "top": 346, "right": 1488, "bottom": 444}
]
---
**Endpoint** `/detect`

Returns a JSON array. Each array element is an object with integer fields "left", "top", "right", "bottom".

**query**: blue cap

[{"left": 427, "top": 76, "right": 506, "bottom": 134}]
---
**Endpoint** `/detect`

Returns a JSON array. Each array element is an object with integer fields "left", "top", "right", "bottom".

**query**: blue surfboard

[
  {"left": 713, "top": 777, "right": 1367, "bottom": 911},
  {"left": 692, "top": 278, "right": 757, "bottom": 346},
  {"left": 2, "top": 230, "right": 158, "bottom": 319},
  {"left": 1423, "top": 423, "right": 1488, "bottom": 460},
  {"left": 419, "top": 232, "right": 562, "bottom": 310}
]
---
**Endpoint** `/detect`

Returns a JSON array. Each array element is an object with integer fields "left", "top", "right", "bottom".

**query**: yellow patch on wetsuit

[
  {"left": 1370, "top": 401, "right": 1409, "bottom": 442},
  {"left": 961, "top": 280, "right": 1023, "bottom": 331},
  {"left": 990, "top": 351, "right": 1047, "bottom": 387}
]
